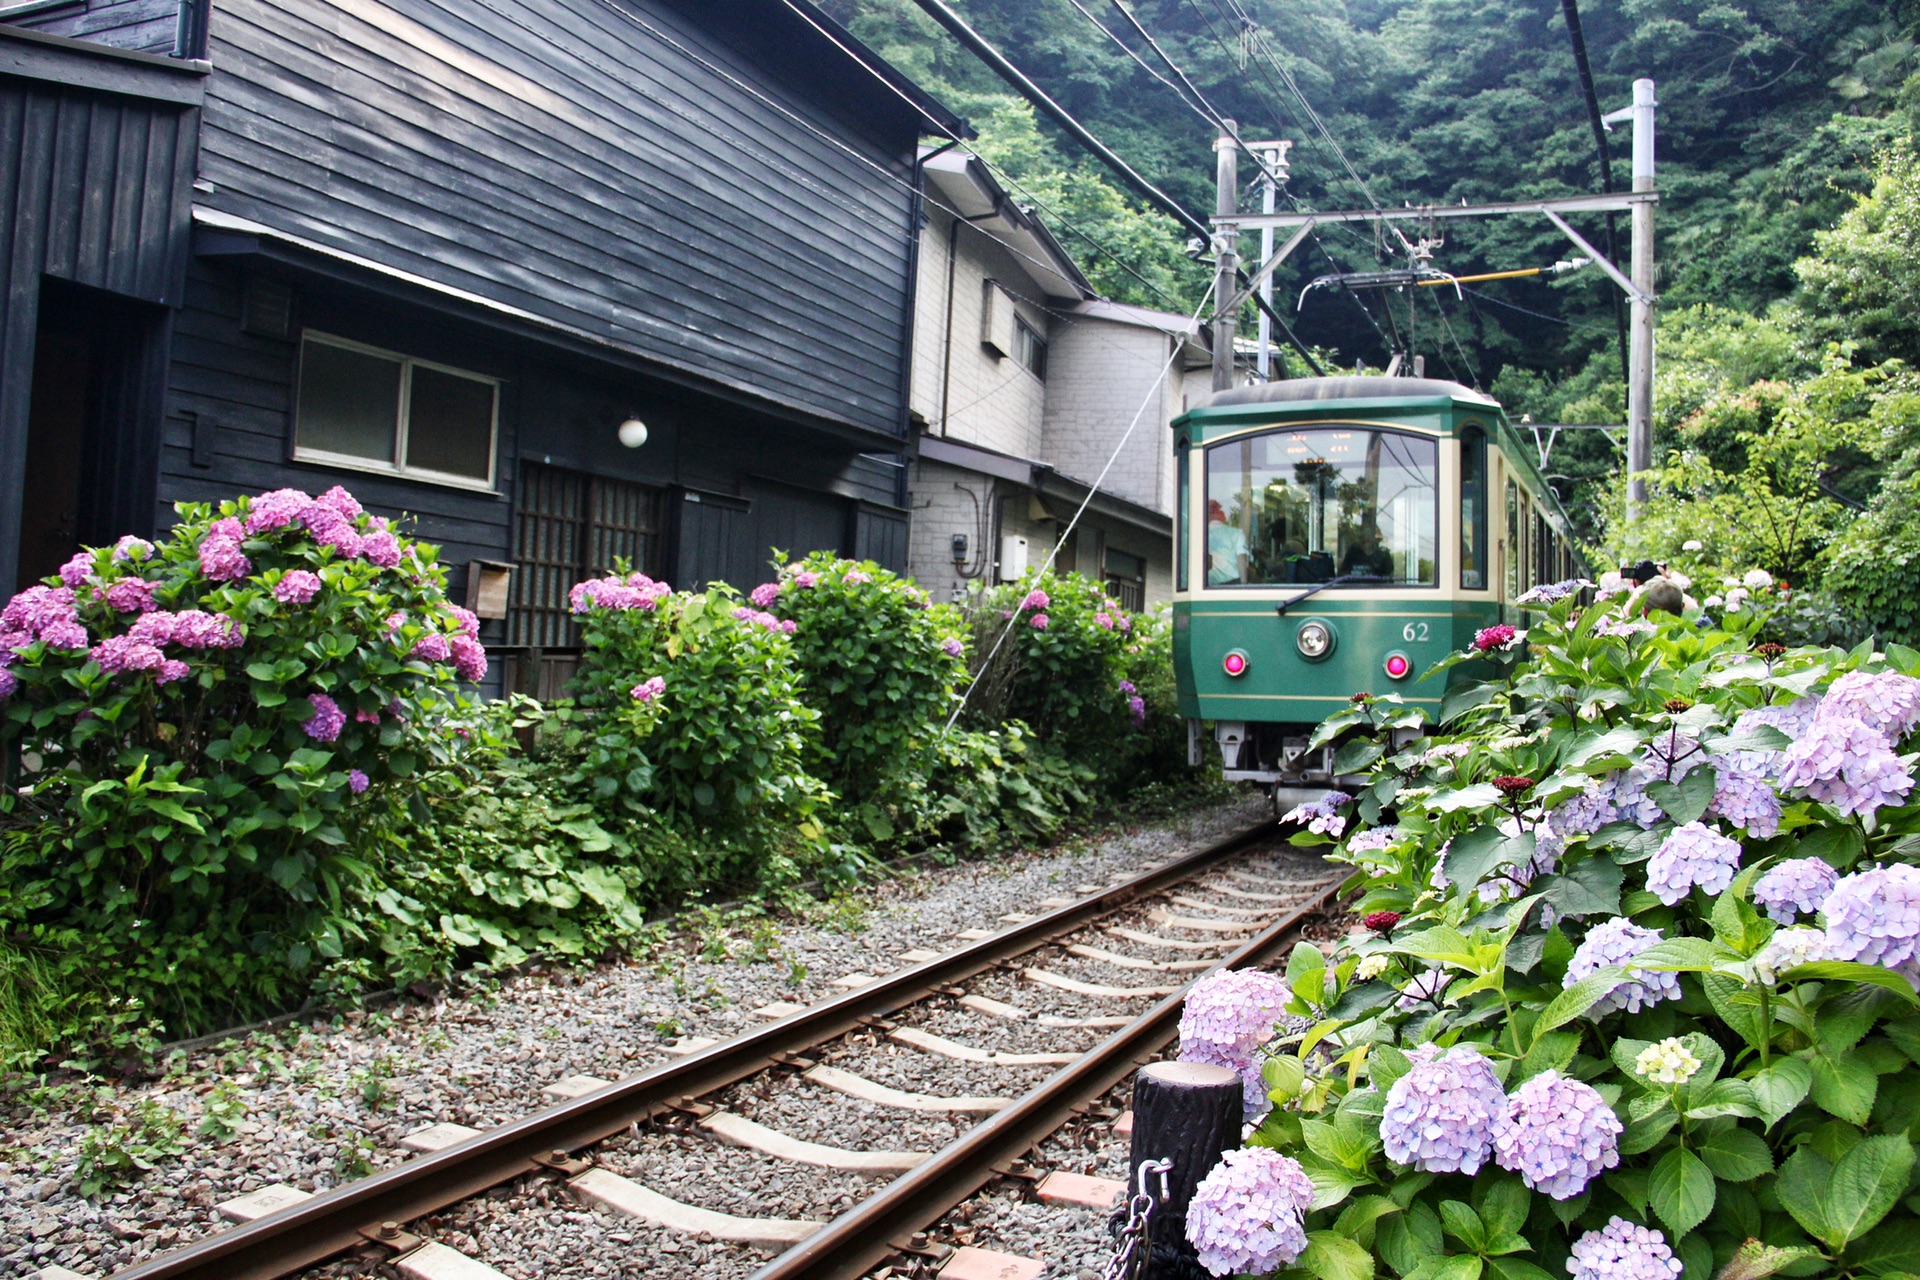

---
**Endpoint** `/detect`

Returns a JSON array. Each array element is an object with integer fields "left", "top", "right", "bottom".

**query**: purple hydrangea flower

[
  {"left": 411, "top": 633, "right": 451, "bottom": 663},
  {"left": 1600, "top": 767, "right": 1663, "bottom": 829},
  {"left": 0, "top": 667, "right": 16, "bottom": 699},
  {"left": 1396, "top": 967, "right": 1453, "bottom": 1011},
  {"left": 2, "top": 585, "right": 77, "bottom": 637},
  {"left": 941, "top": 637, "right": 964, "bottom": 658},
  {"left": 1029, "top": 613, "right": 1050, "bottom": 630},
  {"left": 1567, "top": 1218, "right": 1682, "bottom": 1280},
  {"left": 1641, "top": 731, "right": 1706, "bottom": 781},
  {"left": 156, "top": 659, "right": 191, "bottom": 685},
  {"left": 1347, "top": 825, "right": 1400, "bottom": 854},
  {"left": 1823, "top": 865, "right": 1920, "bottom": 968},
  {"left": 1119, "top": 679, "right": 1137, "bottom": 694},
  {"left": 89, "top": 635, "right": 165, "bottom": 674},
  {"left": 358, "top": 529, "right": 403, "bottom": 568},
  {"left": 273, "top": 570, "right": 322, "bottom": 604},
  {"left": 749, "top": 581, "right": 782, "bottom": 608},
  {"left": 1737, "top": 697, "right": 1820, "bottom": 745},
  {"left": 450, "top": 634, "right": 487, "bottom": 683},
  {"left": 1516, "top": 578, "right": 1591, "bottom": 605},
  {"left": 1645, "top": 821, "right": 1742, "bottom": 905},
  {"left": 1709, "top": 758, "right": 1781, "bottom": 837},
  {"left": 302, "top": 506, "right": 361, "bottom": 557},
  {"left": 1178, "top": 968, "right": 1295, "bottom": 1117},
  {"left": 1094, "top": 611, "right": 1114, "bottom": 629},
  {"left": 1129, "top": 694, "right": 1147, "bottom": 727},
  {"left": 1280, "top": 791, "right": 1350, "bottom": 837},
  {"left": 38, "top": 620, "right": 89, "bottom": 650},
  {"left": 198, "top": 533, "right": 250, "bottom": 583},
  {"left": 1493, "top": 1069, "right": 1622, "bottom": 1198},
  {"left": 1820, "top": 670, "right": 1920, "bottom": 742},
  {"left": 111, "top": 535, "right": 154, "bottom": 563},
  {"left": 101, "top": 579, "right": 157, "bottom": 613},
  {"left": 1381, "top": 1044, "right": 1505, "bottom": 1174},
  {"left": 170, "top": 610, "right": 243, "bottom": 649},
  {"left": 1565, "top": 918, "right": 1682, "bottom": 1016},
  {"left": 58, "top": 552, "right": 94, "bottom": 588},
  {"left": 631, "top": 676, "right": 666, "bottom": 703},
  {"left": 302, "top": 693, "right": 345, "bottom": 742},
  {"left": 1550, "top": 781, "right": 1620, "bottom": 839},
  {"left": 1753, "top": 858, "right": 1838, "bottom": 923},
  {"left": 1184, "top": 1148, "right": 1315, "bottom": 1277},
  {"left": 1777, "top": 715, "right": 1914, "bottom": 817},
  {"left": 348, "top": 768, "right": 370, "bottom": 794},
  {"left": 244, "top": 488, "right": 310, "bottom": 534}
]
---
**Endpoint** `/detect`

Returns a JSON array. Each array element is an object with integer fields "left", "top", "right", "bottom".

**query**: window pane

[
  {"left": 1176, "top": 447, "right": 1189, "bottom": 592},
  {"left": 406, "top": 365, "right": 495, "bottom": 480},
  {"left": 1461, "top": 429, "right": 1487, "bottom": 589},
  {"left": 297, "top": 341, "right": 399, "bottom": 463},
  {"left": 1203, "top": 427, "right": 1437, "bottom": 586}
]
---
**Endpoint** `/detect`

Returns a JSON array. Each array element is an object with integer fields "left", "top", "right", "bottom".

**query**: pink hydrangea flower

[
  {"left": 58, "top": 552, "right": 94, "bottom": 588},
  {"left": 273, "top": 571, "right": 322, "bottom": 604},
  {"left": 170, "top": 610, "right": 242, "bottom": 649},
  {"left": 314, "top": 485, "right": 363, "bottom": 519},
  {"left": 90, "top": 635, "right": 166, "bottom": 674},
  {"left": 39, "top": 620, "right": 89, "bottom": 650},
  {"left": 780, "top": 618, "right": 796, "bottom": 633},
  {"left": 198, "top": 533, "right": 250, "bottom": 583},
  {"left": 450, "top": 634, "right": 487, "bottom": 682},
  {"left": 302, "top": 692, "right": 345, "bottom": 742},
  {"left": 793, "top": 571, "right": 819, "bottom": 589},
  {"left": 156, "top": 659, "right": 191, "bottom": 685},
  {"left": 843, "top": 569, "right": 871, "bottom": 586},
  {"left": 942, "top": 637, "right": 964, "bottom": 658},
  {"left": 2, "top": 585, "right": 77, "bottom": 636},
  {"left": 1093, "top": 611, "right": 1113, "bottom": 629},
  {"left": 1029, "top": 613, "right": 1050, "bottom": 630},
  {"left": 102, "top": 579, "right": 157, "bottom": 613},
  {"left": 355, "top": 709, "right": 381, "bottom": 725},
  {"left": 244, "top": 488, "right": 311, "bottom": 534},
  {"left": 358, "top": 529, "right": 402, "bottom": 568},
  {"left": 111, "top": 535, "right": 154, "bottom": 563},
  {"left": 447, "top": 606, "right": 480, "bottom": 638},
  {"left": 1021, "top": 588, "right": 1050, "bottom": 611},
  {"left": 208, "top": 517, "right": 244, "bottom": 542},
  {"left": 1116, "top": 613, "right": 1131, "bottom": 632},
  {"left": 1474, "top": 624, "right": 1521, "bottom": 652},
  {"left": 631, "top": 675, "right": 666, "bottom": 702},
  {"left": 411, "top": 633, "right": 451, "bottom": 662},
  {"left": 749, "top": 582, "right": 782, "bottom": 608},
  {"left": 303, "top": 506, "right": 361, "bottom": 556}
]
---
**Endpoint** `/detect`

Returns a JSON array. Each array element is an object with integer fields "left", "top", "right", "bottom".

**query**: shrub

[
  {"left": 752, "top": 552, "right": 965, "bottom": 842},
  {"left": 0, "top": 487, "right": 486, "bottom": 1035},
  {"left": 919, "top": 722, "right": 1096, "bottom": 853},
  {"left": 964, "top": 571, "right": 1137, "bottom": 762},
  {"left": 1180, "top": 580, "right": 1920, "bottom": 1280},
  {"left": 565, "top": 572, "right": 829, "bottom": 886}
]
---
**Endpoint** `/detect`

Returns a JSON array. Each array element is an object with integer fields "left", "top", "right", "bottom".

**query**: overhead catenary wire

[{"left": 1559, "top": 0, "right": 1631, "bottom": 381}]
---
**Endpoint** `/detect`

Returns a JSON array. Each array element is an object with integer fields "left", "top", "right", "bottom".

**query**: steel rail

[
  {"left": 111, "top": 822, "right": 1281, "bottom": 1280},
  {"left": 750, "top": 878, "right": 1341, "bottom": 1280}
]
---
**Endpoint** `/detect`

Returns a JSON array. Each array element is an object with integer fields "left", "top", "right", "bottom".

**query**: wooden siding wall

[
  {"left": 10, "top": 0, "right": 183, "bottom": 56},
  {"left": 0, "top": 69, "right": 199, "bottom": 594},
  {"left": 192, "top": 0, "right": 921, "bottom": 441}
]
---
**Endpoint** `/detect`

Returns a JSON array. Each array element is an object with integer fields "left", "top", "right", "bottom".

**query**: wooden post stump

[{"left": 1124, "top": 1060, "right": 1243, "bottom": 1280}]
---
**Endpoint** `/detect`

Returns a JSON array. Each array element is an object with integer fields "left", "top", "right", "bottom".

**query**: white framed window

[
  {"left": 294, "top": 332, "right": 499, "bottom": 490},
  {"left": 1015, "top": 317, "right": 1048, "bottom": 381}
]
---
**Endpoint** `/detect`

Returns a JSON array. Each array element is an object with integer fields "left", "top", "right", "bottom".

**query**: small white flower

[
  {"left": 1355, "top": 953, "right": 1392, "bottom": 981},
  {"left": 1752, "top": 926, "right": 1834, "bottom": 985},
  {"left": 1681, "top": 540, "right": 1703, "bottom": 552},
  {"left": 1744, "top": 569, "right": 1775, "bottom": 590},
  {"left": 1704, "top": 595, "right": 1724, "bottom": 609},
  {"left": 1634, "top": 1038, "right": 1701, "bottom": 1086},
  {"left": 1667, "top": 570, "right": 1691, "bottom": 590}
]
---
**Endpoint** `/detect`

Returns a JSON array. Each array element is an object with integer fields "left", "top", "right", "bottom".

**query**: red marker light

[
  {"left": 1222, "top": 650, "right": 1249, "bottom": 677},
  {"left": 1383, "top": 652, "right": 1411, "bottom": 680}
]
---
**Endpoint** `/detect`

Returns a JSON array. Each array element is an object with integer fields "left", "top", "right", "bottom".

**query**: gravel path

[{"left": 0, "top": 793, "right": 1276, "bottom": 1279}]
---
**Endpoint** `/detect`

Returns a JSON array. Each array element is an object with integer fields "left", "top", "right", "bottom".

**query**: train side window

[
  {"left": 1176, "top": 446, "right": 1190, "bottom": 592},
  {"left": 1460, "top": 428, "right": 1487, "bottom": 590},
  {"left": 1505, "top": 478, "right": 1520, "bottom": 598}
]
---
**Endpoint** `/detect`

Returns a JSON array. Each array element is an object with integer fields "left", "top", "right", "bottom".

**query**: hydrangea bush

[
  {"left": 1180, "top": 583, "right": 1920, "bottom": 1280},
  {"left": 0, "top": 488, "right": 487, "bottom": 1035}
]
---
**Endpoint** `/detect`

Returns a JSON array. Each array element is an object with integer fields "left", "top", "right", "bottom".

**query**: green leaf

[
  {"left": 1698, "top": 1126, "right": 1775, "bottom": 1181},
  {"left": 1703, "top": 974, "right": 1769, "bottom": 1052},
  {"left": 1370, "top": 1044, "right": 1413, "bottom": 1092},
  {"left": 1563, "top": 725, "right": 1643, "bottom": 768},
  {"left": 1335, "top": 738, "right": 1386, "bottom": 775},
  {"left": 1517, "top": 1030, "right": 1581, "bottom": 1083},
  {"left": 1405, "top": 1257, "right": 1483, "bottom": 1280},
  {"left": 1843, "top": 1217, "right": 1920, "bottom": 1277},
  {"left": 1474, "top": 1178, "right": 1531, "bottom": 1237},
  {"left": 1378, "top": 1201, "right": 1443, "bottom": 1277},
  {"left": 1713, "top": 1239, "right": 1823, "bottom": 1280},
  {"left": 1533, "top": 967, "right": 1624, "bottom": 1044},
  {"left": 1536, "top": 856, "right": 1624, "bottom": 918},
  {"left": 1332, "top": 1196, "right": 1402, "bottom": 1244},
  {"left": 1778, "top": 1136, "right": 1917, "bottom": 1251},
  {"left": 1439, "top": 1201, "right": 1487, "bottom": 1252},
  {"left": 1813, "top": 1052, "right": 1881, "bottom": 1126},
  {"left": 1748, "top": 1058, "right": 1814, "bottom": 1130},
  {"left": 1485, "top": 1261, "right": 1555, "bottom": 1280},
  {"left": 1444, "top": 826, "right": 1524, "bottom": 895},
  {"left": 1647, "top": 764, "right": 1717, "bottom": 824},
  {"left": 1649, "top": 1147, "right": 1717, "bottom": 1238},
  {"left": 1428, "top": 783, "right": 1504, "bottom": 814},
  {"left": 1785, "top": 962, "right": 1920, "bottom": 1003},
  {"left": 1296, "top": 1230, "right": 1376, "bottom": 1280}
]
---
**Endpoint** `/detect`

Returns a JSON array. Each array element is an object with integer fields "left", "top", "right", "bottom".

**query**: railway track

[{"left": 105, "top": 823, "right": 1340, "bottom": 1280}]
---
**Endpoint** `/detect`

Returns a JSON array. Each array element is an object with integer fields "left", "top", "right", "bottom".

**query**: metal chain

[{"left": 1102, "top": 1158, "right": 1174, "bottom": 1280}]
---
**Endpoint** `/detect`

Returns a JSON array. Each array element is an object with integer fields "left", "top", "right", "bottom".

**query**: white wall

[{"left": 1039, "top": 316, "right": 1179, "bottom": 517}]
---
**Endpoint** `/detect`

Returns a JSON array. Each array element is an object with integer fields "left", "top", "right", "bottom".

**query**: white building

[{"left": 905, "top": 148, "right": 1211, "bottom": 608}]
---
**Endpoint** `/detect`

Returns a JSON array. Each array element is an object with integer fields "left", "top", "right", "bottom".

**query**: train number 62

[{"left": 1401, "top": 621, "right": 1430, "bottom": 642}]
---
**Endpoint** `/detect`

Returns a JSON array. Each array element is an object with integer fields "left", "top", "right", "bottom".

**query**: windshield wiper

[{"left": 1274, "top": 573, "right": 1391, "bottom": 616}]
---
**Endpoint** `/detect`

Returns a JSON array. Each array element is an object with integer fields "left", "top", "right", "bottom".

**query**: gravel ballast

[{"left": 0, "top": 793, "right": 1301, "bottom": 1279}]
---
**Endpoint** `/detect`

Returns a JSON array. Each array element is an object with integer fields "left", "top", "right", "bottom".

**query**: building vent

[
  {"left": 241, "top": 276, "right": 294, "bottom": 339},
  {"left": 980, "top": 279, "right": 1015, "bottom": 358}
]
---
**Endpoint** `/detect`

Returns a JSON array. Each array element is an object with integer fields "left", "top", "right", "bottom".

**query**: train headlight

[
  {"left": 1222, "top": 649, "right": 1249, "bottom": 677},
  {"left": 1383, "top": 650, "right": 1412, "bottom": 680},
  {"left": 1295, "top": 619, "right": 1334, "bottom": 660}
]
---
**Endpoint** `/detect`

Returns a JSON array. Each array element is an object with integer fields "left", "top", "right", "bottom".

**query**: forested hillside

[{"left": 828, "top": 0, "right": 1920, "bottom": 614}]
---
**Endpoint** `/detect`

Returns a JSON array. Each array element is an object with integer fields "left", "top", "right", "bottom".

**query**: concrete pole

[
  {"left": 1211, "top": 121, "right": 1239, "bottom": 394},
  {"left": 1625, "top": 78, "right": 1656, "bottom": 527},
  {"left": 1256, "top": 151, "right": 1277, "bottom": 381}
]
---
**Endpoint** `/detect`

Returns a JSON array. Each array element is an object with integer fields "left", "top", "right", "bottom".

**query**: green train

[{"left": 1171, "top": 376, "right": 1582, "bottom": 794}]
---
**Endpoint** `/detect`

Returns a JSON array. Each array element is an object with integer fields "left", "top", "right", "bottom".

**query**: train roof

[{"left": 1204, "top": 376, "right": 1500, "bottom": 409}]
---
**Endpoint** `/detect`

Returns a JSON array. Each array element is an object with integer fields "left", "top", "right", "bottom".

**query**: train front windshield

[{"left": 1204, "top": 427, "right": 1438, "bottom": 587}]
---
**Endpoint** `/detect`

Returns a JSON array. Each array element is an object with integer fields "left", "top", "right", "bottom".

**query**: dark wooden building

[{"left": 0, "top": 0, "right": 961, "bottom": 692}]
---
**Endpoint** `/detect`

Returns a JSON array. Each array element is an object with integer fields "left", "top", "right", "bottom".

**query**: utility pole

[
  {"left": 1624, "top": 78, "right": 1656, "bottom": 526},
  {"left": 1247, "top": 140, "right": 1292, "bottom": 381},
  {"left": 1211, "top": 121, "right": 1239, "bottom": 393}
]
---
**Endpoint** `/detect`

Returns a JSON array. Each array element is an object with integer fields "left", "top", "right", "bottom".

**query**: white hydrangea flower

[
  {"left": 1633, "top": 1038, "right": 1701, "bottom": 1086},
  {"left": 1681, "top": 540, "right": 1703, "bottom": 552},
  {"left": 1744, "top": 569, "right": 1775, "bottom": 590},
  {"left": 1355, "top": 953, "right": 1392, "bottom": 981}
]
